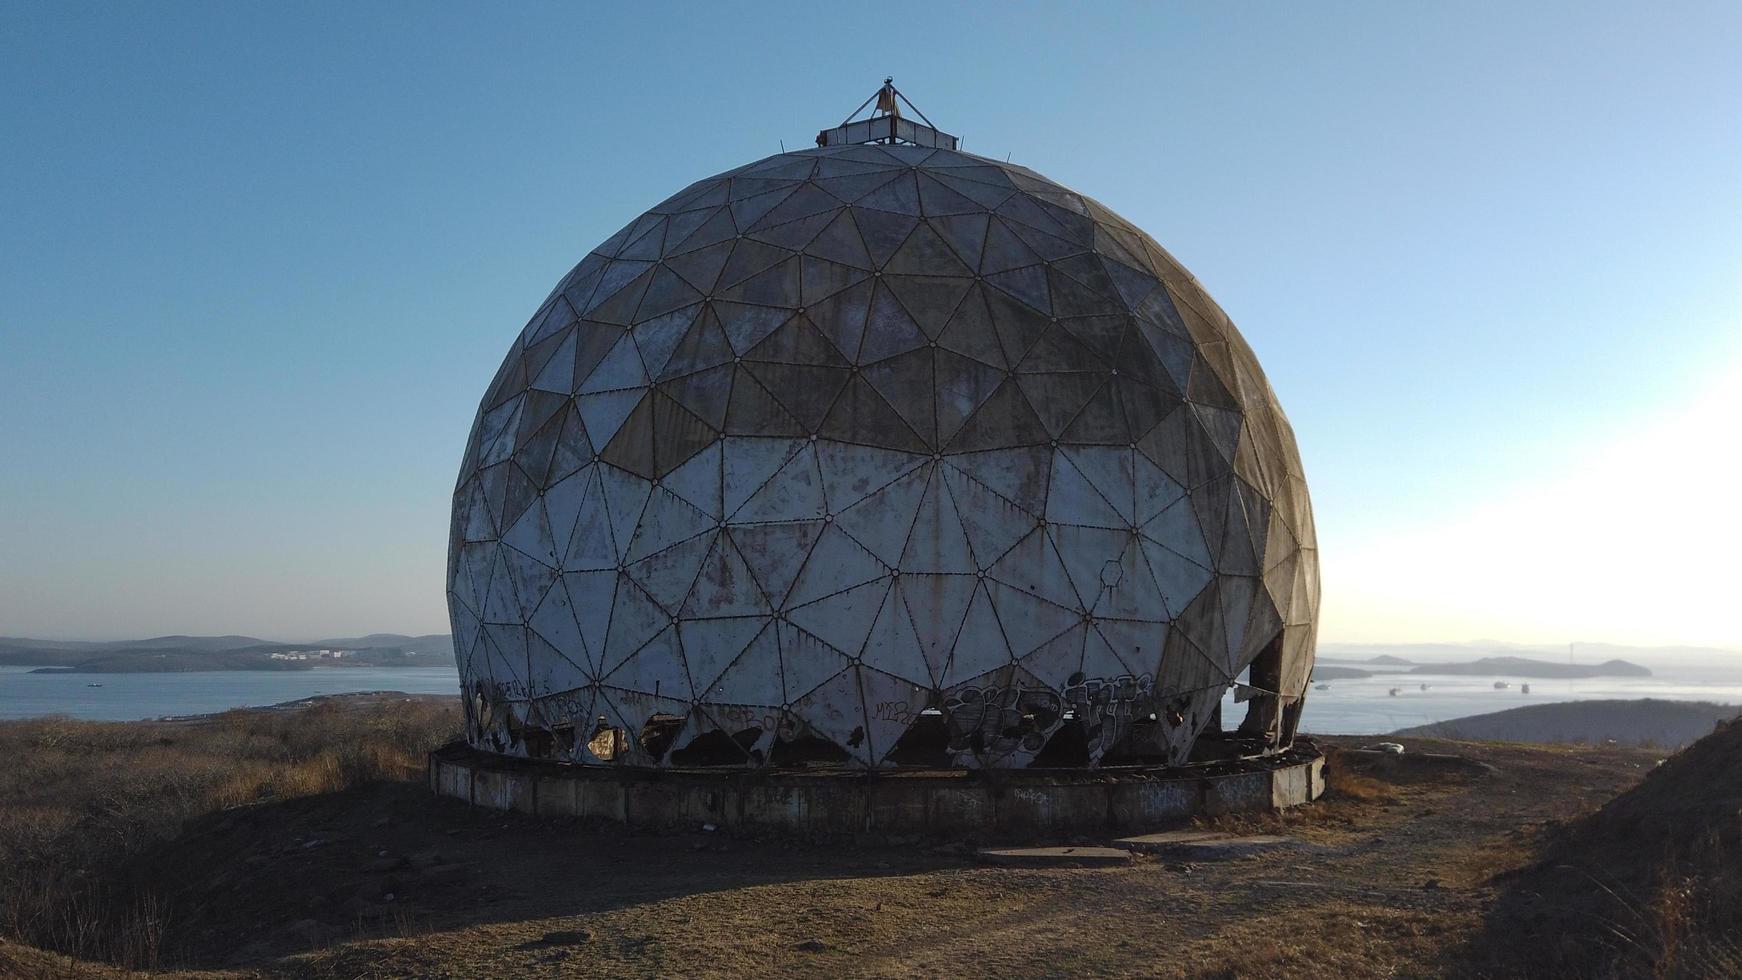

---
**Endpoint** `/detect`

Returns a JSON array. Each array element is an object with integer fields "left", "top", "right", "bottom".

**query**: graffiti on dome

[{"left": 938, "top": 672, "right": 1156, "bottom": 759}]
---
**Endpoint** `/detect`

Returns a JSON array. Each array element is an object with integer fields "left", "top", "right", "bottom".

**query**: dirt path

[{"left": 4, "top": 736, "right": 1662, "bottom": 979}]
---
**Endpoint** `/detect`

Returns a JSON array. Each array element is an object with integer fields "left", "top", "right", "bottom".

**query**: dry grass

[
  {"left": 1471, "top": 720, "right": 1742, "bottom": 979},
  {"left": 0, "top": 696, "right": 459, "bottom": 969},
  {"left": 0, "top": 722, "right": 1707, "bottom": 979},
  {"left": 1621, "top": 831, "right": 1742, "bottom": 979},
  {"left": 1323, "top": 747, "right": 1399, "bottom": 804}
]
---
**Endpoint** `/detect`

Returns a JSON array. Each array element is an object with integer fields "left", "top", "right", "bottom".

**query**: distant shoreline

[
  {"left": 1316, "top": 654, "right": 1650, "bottom": 680},
  {"left": 0, "top": 633, "right": 455, "bottom": 675},
  {"left": 24, "top": 662, "right": 452, "bottom": 675},
  {"left": 151, "top": 689, "right": 459, "bottom": 723}
]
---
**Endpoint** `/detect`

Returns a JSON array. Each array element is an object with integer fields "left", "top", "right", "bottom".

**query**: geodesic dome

[{"left": 448, "top": 135, "right": 1317, "bottom": 771}]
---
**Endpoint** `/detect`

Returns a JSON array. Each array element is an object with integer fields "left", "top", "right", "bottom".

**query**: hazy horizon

[
  {"left": 4, "top": 2, "right": 1739, "bottom": 648},
  {"left": 7, "top": 629, "right": 1738, "bottom": 661}
]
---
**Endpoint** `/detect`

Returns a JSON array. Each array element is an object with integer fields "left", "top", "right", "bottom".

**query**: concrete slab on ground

[
  {"left": 1114, "top": 831, "right": 1300, "bottom": 858},
  {"left": 974, "top": 846, "right": 1134, "bottom": 868}
]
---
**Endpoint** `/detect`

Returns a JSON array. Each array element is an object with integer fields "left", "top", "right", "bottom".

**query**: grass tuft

[{"left": 1324, "top": 748, "right": 1398, "bottom": 803}]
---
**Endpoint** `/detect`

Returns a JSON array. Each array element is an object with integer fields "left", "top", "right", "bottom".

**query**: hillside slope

[
  {"left": 1474, "top": 718, "right": 1742, "bottom": 977},
  {"left": 1394, "top": 699, "right": 1738, "bottom": 749}
]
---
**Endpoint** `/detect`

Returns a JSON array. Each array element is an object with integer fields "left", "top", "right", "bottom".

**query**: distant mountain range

[
  {"left": 1317, "top": 654, "right": 1417, "bottom": 668},
  {"left": 1315, "top": 654, "right": 1653, "bottom": 679},
  {"left": 3, "top": 633, "right": 1726, "bottom": 677},
  {"left": 1320, "top": 641, "right": 1740, "bottom": 661},
  {"left": 1409, "top": 656, "right": 1651, "bottom": 679},
  {"left": 0, "top": 634, "right": 454, "bottom": 673}
]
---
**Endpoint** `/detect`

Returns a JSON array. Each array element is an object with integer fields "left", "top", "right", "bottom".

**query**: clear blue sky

[{"left": 3, "top": 1, "right": 1738, "bottom": 645}]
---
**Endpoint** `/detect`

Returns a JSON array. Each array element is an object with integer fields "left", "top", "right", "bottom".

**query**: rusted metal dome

[{"left": 448, "top": 102, "right": 1316, "bottom": 770}]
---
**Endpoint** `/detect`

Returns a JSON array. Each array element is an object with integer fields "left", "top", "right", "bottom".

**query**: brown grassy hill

[
  {"left": 0, "top": 697, "right": 1671, "bottom": 978},
  {"left": 1395, "top": 698, "right": 1739, "bottom": 749},
  {"left": 1470, "top": 718, "right": 1742, "bottom": 978},
  {"left": 0, "top": 694, "right": 459, "bottom": 971}
]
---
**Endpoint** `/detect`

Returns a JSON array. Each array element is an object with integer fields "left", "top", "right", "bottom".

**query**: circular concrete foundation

[{"left": 428, "top": 740, "right": 1325, "bottom": 838}]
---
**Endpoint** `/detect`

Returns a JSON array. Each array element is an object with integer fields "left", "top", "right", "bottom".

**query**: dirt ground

[{"left": 0, "top": 735, "right": 1662, "bottom": 979}]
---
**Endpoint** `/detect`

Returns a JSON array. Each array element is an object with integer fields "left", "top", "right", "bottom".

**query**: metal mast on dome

[{"left": 815, "top": 78, "right": 958, "bottom": 150}]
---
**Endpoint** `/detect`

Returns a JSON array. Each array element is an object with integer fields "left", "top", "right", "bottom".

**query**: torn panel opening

[
  {"left": 668, "top": 726, "right": 763, "bottom": 767},
  {"left": 885, "top": 709, "right": 950, "bottom": 767},
  {"left": 519, "top": 723, "right": 558, "bottom": 760},
  {"left": 638, "top": 712, "right": 686, "bottom": 762},
  {"left": 1029, "top": 717, "right": 1090, "bottom": 767},
  {"left": 587, "top": 716, "right": 630, "bottom": 762},
  {"left": 768, "top": 712, "right": 851, "bottom": 766}
]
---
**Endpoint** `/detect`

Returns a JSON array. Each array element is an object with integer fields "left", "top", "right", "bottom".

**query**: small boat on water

[
  {"left": 86, "top": 682, "right": 103, "bottom": 687},
  {"left": 1419, "top": 683, "right": 1430, "bottom": 691},
  {"left": 1314, "top": 683, "right": 1329, "bottom": 690},
  {"left": 1388, "top": 687, "right": 1400, "bottom": 697},
  {"left": 1493, "top": 680, "right": 1510, "bottom": 690},
  {"left": 1521, "top": 683, "right": 1531, "bottom": 694}
]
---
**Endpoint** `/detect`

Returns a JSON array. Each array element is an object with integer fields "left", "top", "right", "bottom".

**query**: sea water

[
  {"left": 1227, "top": 663, "right": 1742, "bottom": 735},
  {"left": 0, "top": 664, "right": 463, "bottom": 721},
  {"left": 5, "top": 661, "right": 1742, "bottom": 735}
]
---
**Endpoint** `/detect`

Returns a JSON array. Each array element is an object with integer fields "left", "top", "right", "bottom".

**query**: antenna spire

[
  {"left": 875, "top": 77, "right": 900, "bottom": 118},
  {"left": 816, "top": 78, "right": 957, "bottom": 150}
]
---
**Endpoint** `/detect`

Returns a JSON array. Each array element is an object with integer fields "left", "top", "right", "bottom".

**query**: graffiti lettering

[
  {"left": 940, "top": 684, "right": 1062, "bottom": 755},
  {"left": 1061, "top": 672, "right": 1155, "bottom": 756},
  {"left": 939, "top": 673, "right": 1155, "bottom": 760},
  {"left": 872, "top": 700, "right": 915, "bottom": 725}
]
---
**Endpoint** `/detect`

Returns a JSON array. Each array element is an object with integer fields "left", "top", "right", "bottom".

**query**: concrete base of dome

[{"left": 426, "top": 740, "right": 1325, "bottom": 838}]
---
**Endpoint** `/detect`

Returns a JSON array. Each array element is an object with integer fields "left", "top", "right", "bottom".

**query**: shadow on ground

[
  {"left": 124, "top": 781, "right": 963, "bottom": 969},
  {"left": 39, "top": 735, "right": 1665, "bottom": 978},
  {"left": 1444, "top": 721, "right": 1742, "bottom": 979}
]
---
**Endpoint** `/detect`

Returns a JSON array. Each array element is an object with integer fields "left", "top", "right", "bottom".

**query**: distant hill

[
  {"left": 1318, "top": 654, "right": 1415, "bottom": 667},
  {"left": 1393, "top": 698, "right": 1738, "bottom": 748},
  {"left": 315, "top": 634, "right": 453, "bottom": 657},
  {"left": 105, "top": 635, "right": 277, "bottom": 652},
  {"left": 1407, "top": 656, "right": 1649, "bottom": 679},
  {"left": 0, "top": 635, "right": 277, "bottom": 654},
  {"left": 0, "top": 637, "right": 107, "bottom": 653},
  {"left": 0, "top": 638, "right": 288, "bottom": 668},
  {"left": 1315, "top": 653, "right": 1649, "bottom": 678},
  {"left": 31, "top": 651, "right": 313, "bottom": 673},
  {"left": 1320, "top": 640, "right": 1740, "bottom": 663},
  {"left": 0, "top": 634, "right": 453, "bottom": 672}
]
